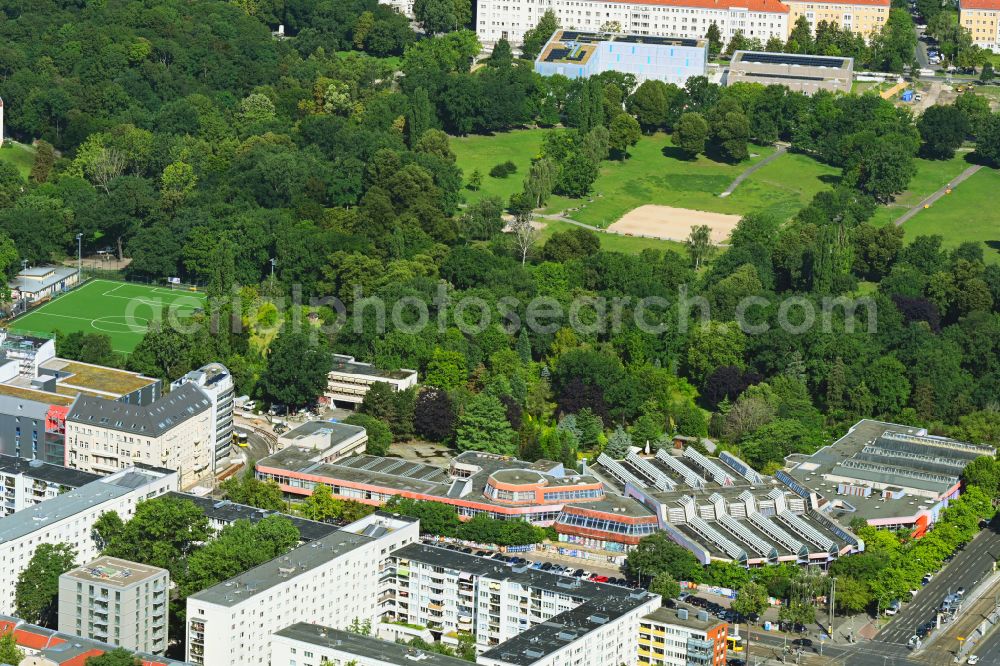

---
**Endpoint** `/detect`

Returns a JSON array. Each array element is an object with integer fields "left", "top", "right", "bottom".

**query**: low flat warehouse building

[
  {"left": 780, "top": 419, "right": 996, "bottom": 536},
  {"left": 727, "top": 51, "right": 853, "bottom": 94},
  {"left": 535, "top": 31, "right": 708, "bottom": 86}
]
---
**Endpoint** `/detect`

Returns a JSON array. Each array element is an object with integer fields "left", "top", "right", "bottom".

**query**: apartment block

[
  {"left": 476, "top": 0, "right": 791, "bottom": 48},
  {"left": 326, "top": 354, "right": 417, "bottom": 406},
  {"left": 0, "top": 454, "right": 99, "bottom": 516},
  {"left": 384, "top": 544, "right": 660, "bottom": 662},
  {"left": 785, "top": 0, "right": 890, "bottom": 37},
  {"left": 170, "top": 362, "right": 235, "bottom": 470},
  {"left": 638, "top": 606, "right": 729, "bottom": 666},
  {"left": 58, "top": 556, "right": 170, "bottom": 655},
  {"left": 270, "top": 624, "right": 470, "bottom": 666},
  {"left": 65, "top": 382, "right": 214, "bottom": 487},
  {"left": 0, "top": 466, "right": 177, "bottom": 615},
  {"left": 960, "top": 0, "right": 1000, "bottom": 50},
  {"left": 0, "top": 332, "right": 159, "bottom": 463},
  {"left": 185, "top": 512, "right": 420, "bottom": 666}
]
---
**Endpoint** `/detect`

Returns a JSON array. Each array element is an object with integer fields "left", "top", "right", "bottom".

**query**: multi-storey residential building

[
  {"left": 0, "top": 466, "right": 177, "bottom": 615},
  {"left": 58, "top": 556, "right": 170, "bottom": 655},
  {"left": 0, "top": 332, "right": 160, "bottom": 463},
  {"left": 476, "top": 0, "right": 791, "bottom": 47},
  {"left": 960, "top": 0, "right": 1000, "bottom": 50},
  {"left": 0, "top": 454, "right": 99, "bottom": 516},
  {"left": 185, "top": 512, "right": 419, "bottom": 666},
  {"left": 638, "top": 605, "right": 729, "bottom": 666},
  {"left": 170, "top": 363, "right": 235, "bottom": 471},
  {"left": 65, "top": 382, "right": 214, "bottom": 487},
  {"left": 535, "top": 31, "right": 708, "bottom": 86},
  {"left": 270, "top": 624, "right": 470, "bottom": 666},
  {"left": 0, "top": 614, "right": 187, "bottom": 666},
  {"left": 326, "top": 354, "right": 417, "bottom": 406},
  {"left": 383, "top": 543, "right": 660, "bottom": 661},
  {"left": 784, "top": 0, "right": 889, "bottom": 37}
]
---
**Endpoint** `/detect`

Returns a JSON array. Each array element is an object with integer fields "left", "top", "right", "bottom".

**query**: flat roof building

[
  {"left": 270, "top": 624, "right": 470, "bottom": 666},
  {"left": 170, "top": 363, "right": 235, "bottom": 471},
  {"left": 185, "top": 512, "right": 419, "bottom": 666},
  {"left": 639, "top": 605, "right": 729, "bottom": 666},
  {"left": 780, "top": 419, "right": 995, "bottom": 535},
  {"left": 1, "top": 454, "right": 99, "bottom": 516},
  {"left": 326, "top": 354, "right": 417, "bottom": 405},
  {"left": 0, "top": 466, "right": 178, "bottom": 615},
  {"left": 0, "top": 333, "right": 161, "bottom": 464},
  {"left": 535, "top": 31, "right": 708, "bottom": 87},
  {"left": 276, "top": 420, "right": 368, "bottom": 460},
  {"left": 59, "top": 556, "right": 170, "bottom": 655},
  {"left": 386, "top": 544, "right": 660, "bottom": 664},
  {"left": 727, "top": 51, "right": 854, "bottom": 95},
  {"left": 165, "top": 491, "right": 339, "bottom": 541},
  {"left": 257, "top": 449, "right": 659, "bottom": 557}
]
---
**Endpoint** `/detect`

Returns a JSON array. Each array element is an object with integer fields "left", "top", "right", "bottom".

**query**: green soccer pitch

[{"left": 9, "top": 279, "right": 207, "bottom": 354}]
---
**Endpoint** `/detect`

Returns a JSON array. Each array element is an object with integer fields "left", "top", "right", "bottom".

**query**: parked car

[
  {"left": 957, "top": 587, "right": 966, "bottom": 597},
  {"left": 792, "top": 638, "right": 813, "bottom": 648},
  {"left": 572, "top": 569, "right": 585, "bottom": 577},
  {"left": 592, "top": 575, "right": 610, "bottom": 583},
  {"left": 967, "top": 655, "right": 980, "bottom": 664}
]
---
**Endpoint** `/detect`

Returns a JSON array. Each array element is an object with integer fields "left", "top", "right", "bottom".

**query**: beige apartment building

[
  {"left": 65, "top": 383, "right": 213, "bottom": 487},
  {"left": 960, "top": 0, "right": 1000, "bottom": 50},
  {"left": 785, "top": 0, "right": 890, "bottom": 37}
]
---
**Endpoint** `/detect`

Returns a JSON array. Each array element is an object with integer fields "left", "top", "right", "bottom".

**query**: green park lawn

[
  {"left": 0, "top": 141, "right": 35, "bottom": 178},
  {"left": 870, "top": 154, "right": 974, "bottom": 227},
  {"left": 453, "top": 129, "right": 838, "bottom": 233},
  {"left": 452, "top": 128, "right": 547, "bottom": 205},
  {"left": 896, "top": 166, "right": 1000, "bottom": 265}
]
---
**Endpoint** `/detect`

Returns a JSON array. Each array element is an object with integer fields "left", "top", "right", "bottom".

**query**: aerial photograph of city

[{"left": 0, "top": 0, "right": 997, "bottom": 665}]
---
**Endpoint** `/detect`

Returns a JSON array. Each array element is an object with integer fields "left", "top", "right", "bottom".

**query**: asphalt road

[
  {"left": 232, "top": 424, "right": 273, "bottom": 466},
  {"left": 879, "top": 525, "right": 1000, "bottom": 646},
  {"left": 971, "top": 624, "right": 1000, "bottom": 664}
]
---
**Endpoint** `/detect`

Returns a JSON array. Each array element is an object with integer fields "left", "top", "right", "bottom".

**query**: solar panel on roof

[{"left": 738, "top": 52, "right": 848, "bottom": 68}]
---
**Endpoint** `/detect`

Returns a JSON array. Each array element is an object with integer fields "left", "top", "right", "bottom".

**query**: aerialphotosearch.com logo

[{"left": 123, "top": 284, "right": 878, "bottom": 340}]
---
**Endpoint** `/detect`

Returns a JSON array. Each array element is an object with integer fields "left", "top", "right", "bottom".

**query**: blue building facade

[{"left": 534, "top": 31, "right": 708, "bottom": 87}]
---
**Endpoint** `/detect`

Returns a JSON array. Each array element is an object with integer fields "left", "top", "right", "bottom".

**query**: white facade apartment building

[
  {"left": 477, "top": 0, "right": 791, "bottom": 47},
  {"left": 170, "top": 363, "right": 236, "bottom": 470},
  {"left": 65, "top": 383, "right": 214, "bottom": 487},
  {"left": 1, "top": 454, "right": 99, "bottom": 516},
  {"left": 58, "top": 556, "right": 171, "bottom": 655},
  {"left": 385, "top": 544, "right": 659, "bottom": 663},
  {"left": 270, "top": 624, "right": 471, "bottom": 666},
  {"left": 0, "top": 466, "right": 177, "bottom": 614},
  {"left": 185, "top": 513, "right": 420, "bottom": 666}
]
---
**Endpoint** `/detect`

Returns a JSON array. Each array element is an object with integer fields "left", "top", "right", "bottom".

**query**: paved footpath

[
  {"left": 719, "top": 145, "right": 788, "bottom": 198},
  {"left": 894, "top": 164, "right": 982, "bottom": 226}
]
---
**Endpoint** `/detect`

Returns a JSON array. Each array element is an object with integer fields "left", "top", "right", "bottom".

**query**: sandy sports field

[{"left": 607, "top": 205, "right": 741, "bottom": 244}]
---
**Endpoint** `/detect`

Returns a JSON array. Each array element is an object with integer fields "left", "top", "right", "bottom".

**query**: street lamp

[
  {"left": 269, "top": 257, "right": 277, "bottom": 282},
  {"left": 76, "top": 233, "right": 82, "bottom": 281}
]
